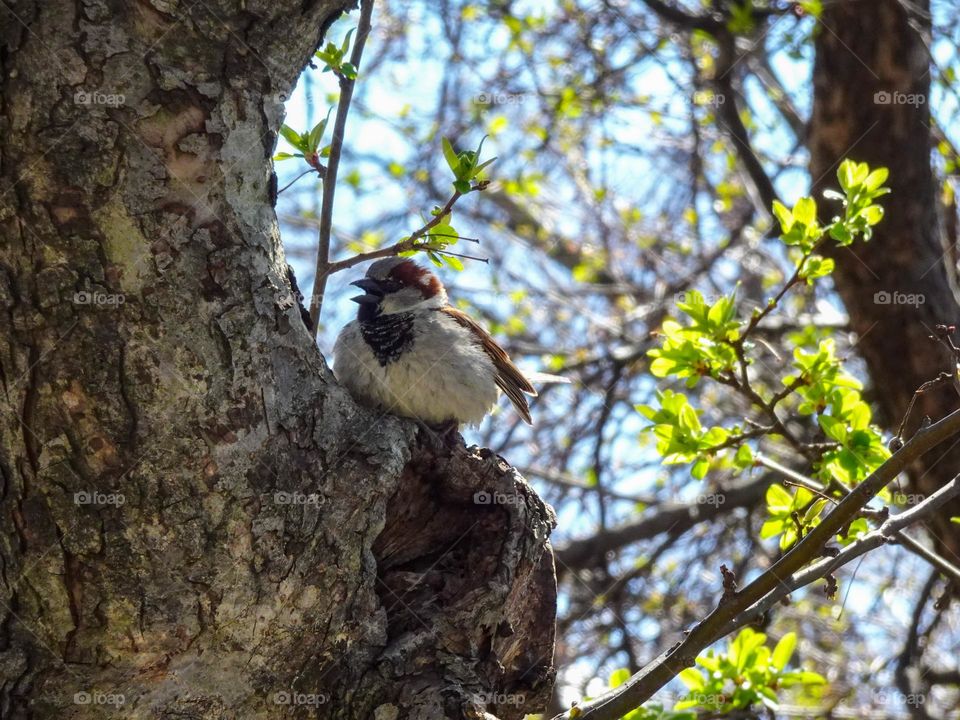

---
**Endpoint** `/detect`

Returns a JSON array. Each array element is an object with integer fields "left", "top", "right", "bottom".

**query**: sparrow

[{"left": 333, "top": 257, "right": 537, "bottom": 427}]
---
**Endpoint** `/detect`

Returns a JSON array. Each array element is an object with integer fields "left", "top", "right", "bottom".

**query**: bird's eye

[{"left": 381, "top": 279, "right": 404, "bottom": 293}]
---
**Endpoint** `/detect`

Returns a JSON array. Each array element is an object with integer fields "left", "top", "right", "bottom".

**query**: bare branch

[{"left": 308, "top": 0, "right": 375, "bottom": 334}]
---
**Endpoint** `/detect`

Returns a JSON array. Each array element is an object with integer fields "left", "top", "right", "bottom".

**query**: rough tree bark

[
  {"left": 809, "top": 0, "right": 960, "bottom": 555},
  {"left": 0, "top": 2, "right": 556, "bottom": 718}
]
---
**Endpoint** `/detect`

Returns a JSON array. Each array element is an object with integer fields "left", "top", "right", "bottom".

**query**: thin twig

[
  {"left": 321, "top": 188, "right": 470, "bottom": 276},
  {"left": 308, "top": 0, "right": 375, "bottom": 336},
  {"left": 278, "top": 167, "right": 323, "bottom": 196}
]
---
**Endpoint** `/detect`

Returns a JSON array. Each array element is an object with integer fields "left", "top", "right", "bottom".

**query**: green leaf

[
  {"left": 818, "top": 414, "right": 847, "bottom": 443},
  {"left": 340, "top": 27, "right": 355, "bottom": 55},
  {"left": 678, "top": 667, "right": 705, "bottom": 691},
  {"left": 441, "top": 136, "right": 460, "bottom": 174},
  {"left": 766, "top": 484, "right": 794, "bottom": 513},
  {"left": 678, "top": 403, "right": 702, "bottom": 433},
  {"left": 864, "top": 167, "right": 889, "bottom": 191},
  {"left": 307, "top": 107, "right": 334, "bottom": 152},
  {"left": 860, "top": 205, "right": 884, "bottom": 225},
  {"left": 772, "top": 632, "right": 797, "bottom": 670},
  {"left": 793, "top": 197, "right": 817, "bottom": 226},
  {"left": 443, "top": 254, "right": 465, "bottom": 271},
  {"left": 829, "top": 222, "right": 852, "bottom": 245},
  {"left": 772, "top": 200, "right": 793, "bottom": 232},
  {"left": 608, "top": 668, "right": 631, "bottom": 688},
  {"left": 279, "top": 124, "right": 305, "bottom": 151},
  {"left": 469, "top": 156, "right": 497, "bottom": 178},
  {"left": 691, "top": 458, "right": 709, "bottom": 480},
  {"left": 838, "top": 159, "right": 857, "bottom": 191}
]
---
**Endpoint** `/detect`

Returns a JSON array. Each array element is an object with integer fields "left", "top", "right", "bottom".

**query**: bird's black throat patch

[{"left": 359, "top": 312, "right": 416, "bottom": 366}]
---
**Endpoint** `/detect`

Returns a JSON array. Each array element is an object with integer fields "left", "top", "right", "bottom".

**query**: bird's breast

[{"left": 359, "top": 312, "right": 416, "bottom": 366}]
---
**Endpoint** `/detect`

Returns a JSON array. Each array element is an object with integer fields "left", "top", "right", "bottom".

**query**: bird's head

[{"left": 350, "top": 257, "right": 447, "bottom": 320}]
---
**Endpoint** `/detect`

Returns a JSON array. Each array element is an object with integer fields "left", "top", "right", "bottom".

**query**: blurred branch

[
  {"left": 637, "top": 0, "right": 723, "bottom": 31},
  {"left": 555, "top": 473, "right": 773, "bottom": 570},
  {"left": 714, "top": 32, "right": 779, "bottom": 219}
]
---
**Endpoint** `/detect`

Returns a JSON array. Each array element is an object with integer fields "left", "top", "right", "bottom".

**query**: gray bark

[{"left": 0, "top": 2, "right": 557, "bottom": 718}]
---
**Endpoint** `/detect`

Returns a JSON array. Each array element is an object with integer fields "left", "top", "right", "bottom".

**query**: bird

[{"left": 333, "top": 256, "right": 537, "bottom": 429}]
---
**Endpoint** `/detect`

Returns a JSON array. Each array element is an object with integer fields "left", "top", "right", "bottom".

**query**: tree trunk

[
  {"left": 0, "top": 2, "right": 556, "bottom": 718},
  {"left": 809, "top": 0, "right": 960, "bottom": 555}
]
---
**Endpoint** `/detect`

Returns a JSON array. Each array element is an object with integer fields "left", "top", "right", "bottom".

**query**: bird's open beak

[{"left": 350, "top": 278, "right": 384, "bottom": 305}]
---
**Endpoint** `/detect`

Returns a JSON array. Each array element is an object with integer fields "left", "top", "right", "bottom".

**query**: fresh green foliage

[
  {"left": 442, "top": 135, "right": 497, "bottom": 194},
  {"left": 646, "top": 292, "right": 740, "bottom": 388},
  {"left": 640, "top": 160, "right": 891, "bottom": 547},
  {"left": 275, "top": 108, "right": 333, "bottom": 170},
  {"left": 316, "top": 28, "right": 358, "bottom": 79},
  {"left": 393, "top": 136, "right": 497, "bottom": 270},
  {"left": 674, "top": 629, "right": 826, "bottom": 713},
  {"left": 598, "top": 629, "right": 824, "bottom": 719}
]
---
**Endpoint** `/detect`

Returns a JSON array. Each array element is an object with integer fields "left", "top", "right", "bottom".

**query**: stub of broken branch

[{"left": 356, "top": 439, "right": 558, "bottom": 720}]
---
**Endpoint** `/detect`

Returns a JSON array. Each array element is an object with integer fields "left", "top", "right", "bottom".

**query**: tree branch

[
  {"left": 721, "top": 473, "right": 960, "bottom": 637},
  {"left": 550, "top": 406, "right": 960, "bottom": 720},
  {"left": 308, "top": 0, "right": 375, "bottom": 334},
  {"left": 555, "top": 474, "right": 772, "bottom": 570}
]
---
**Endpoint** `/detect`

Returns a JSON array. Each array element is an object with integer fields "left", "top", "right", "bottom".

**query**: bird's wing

[{"left": 438, "top": 306, "right": 537, "bottom": 424}]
